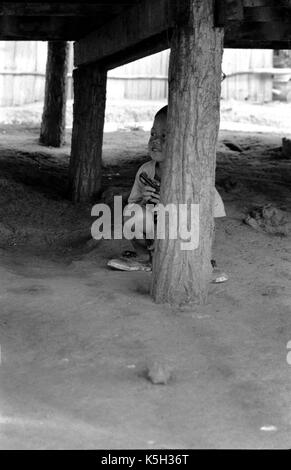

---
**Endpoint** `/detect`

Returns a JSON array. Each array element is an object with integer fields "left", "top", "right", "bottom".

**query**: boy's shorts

[{"left": 126, "top": 188, "right": 226, "bottom": 219}]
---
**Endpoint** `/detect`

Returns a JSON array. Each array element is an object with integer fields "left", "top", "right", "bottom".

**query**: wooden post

[
  {"left": 40, "top": 41, "right": 69, "bottom": 147},
  {"left": 151, "top": 0, "right": 224, "bottom": 305},
  {"left": 69, "top": 64, "right": 107, "bottom": 202}
]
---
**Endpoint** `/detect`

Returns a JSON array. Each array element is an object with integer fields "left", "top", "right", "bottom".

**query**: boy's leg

[
  {"left": 108, "top": 205, "right": 155, "bottom": 271},
  {"left": 124, "top": 205, "right": 155, "bottom": 261},
  {"left": 130, "top": 238, "right": 151, "bottom": 261},
  {"left": 211, "top": 217, "right": 228, "bottom": 283}
]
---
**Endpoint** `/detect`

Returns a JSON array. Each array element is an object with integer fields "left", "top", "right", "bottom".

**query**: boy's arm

[{"left": 128, "top": 167, "right": 144, "bottom": 204}]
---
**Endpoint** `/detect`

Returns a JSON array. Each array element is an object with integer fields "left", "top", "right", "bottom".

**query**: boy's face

[{"left": 148, "top": 113, "right": 167, "bottom": 162}]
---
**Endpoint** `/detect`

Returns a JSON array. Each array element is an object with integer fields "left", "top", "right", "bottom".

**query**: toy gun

[{"left": 139, "top": 172, "right": 160, "bottom": 193}]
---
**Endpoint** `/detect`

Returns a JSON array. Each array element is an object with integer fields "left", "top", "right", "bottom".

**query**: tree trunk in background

[
  {"left": 151, "top": 0, "right": 224, "bottom": 305},
  {"left": 69, "top": 64, "right": 107, "bottom": 202},
  {"left": 40, "top": 41, "right": 69, "bottom": 147}
]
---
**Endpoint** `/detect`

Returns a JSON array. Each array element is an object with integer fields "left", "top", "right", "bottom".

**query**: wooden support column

[
  {"left": 69, "top": 64, "right": 107, "bottom": 203},
  {"left": 151, "top": 0, "right": 224, "bottom": 305},
  {"left": 40, "top": 41, "right": 69, "bottom": 147}
]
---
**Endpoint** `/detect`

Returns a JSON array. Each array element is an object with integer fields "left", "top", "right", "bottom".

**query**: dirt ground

[{"left": 0, "top": 120, "right": 291, "bottom": 449}]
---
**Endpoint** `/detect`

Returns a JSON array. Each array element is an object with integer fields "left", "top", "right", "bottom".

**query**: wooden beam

[
  {"left": 84, "top": 31, "right": 172, "bottom": 71},
  {"left": 216, "top": 0, "right": 291, "bottom": 25},
  {"left": 224, "top": 20, "right": 291, "bottom": 45},
  {"left": 74, "top": 0, "right": 187, "bottom": 68}
]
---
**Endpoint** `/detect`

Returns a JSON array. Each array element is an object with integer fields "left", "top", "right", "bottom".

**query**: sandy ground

[
  {"left": 2, "top": 98, "right": 291, "bottom": 134},
  {"left": 0, "top": 117, "right": 291, "bottom": 449}
]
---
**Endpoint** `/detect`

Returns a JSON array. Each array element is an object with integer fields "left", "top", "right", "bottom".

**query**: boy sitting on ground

[{"left": 108, "top": 105, "right": 227, "bottom": 282}]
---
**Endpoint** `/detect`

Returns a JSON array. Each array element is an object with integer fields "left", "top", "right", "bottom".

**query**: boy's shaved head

[{"left": 155, "top": 105, "right": 168, "bottom": 120}]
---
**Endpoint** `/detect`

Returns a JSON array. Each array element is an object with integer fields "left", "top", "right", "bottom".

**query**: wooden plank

[
  {"left": 216, "top": 0, "right": 244, "bottom": 26},
  {"left": 74, "top": 0, "right": 186, "bottom": 68},
  {"left": 244, "top": 0, "right": 270, "bottom": 5},
  {"left": 224, "top": 20, "right": 291, "bottom": 44},
  {"left": 0, "top": 16, "right": 109, "bottom": 40},
  {"left": 0, "top": 2, "right": 133, "bottom": 16},
  {"left": 244, "top": 0, "right": 291, "bottom": 6},
  {"left": 244, "top": 6, "right": 291, "bottom": 21}
]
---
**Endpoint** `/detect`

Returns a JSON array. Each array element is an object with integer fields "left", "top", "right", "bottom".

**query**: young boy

[{"left": 108, "top": 106, "right": 227, "bottom": 279}]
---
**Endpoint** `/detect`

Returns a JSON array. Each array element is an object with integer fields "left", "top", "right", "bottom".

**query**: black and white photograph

[{"left": 0, "top": 0, "right": 290, "bottom": 452}]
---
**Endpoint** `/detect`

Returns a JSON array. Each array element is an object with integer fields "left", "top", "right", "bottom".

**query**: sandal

[
  {"left": 108, "top": 257, "right": 152, "bottom": 272},
  {"left": 212, "top": 268, "right": 229, "bottom": 283}
]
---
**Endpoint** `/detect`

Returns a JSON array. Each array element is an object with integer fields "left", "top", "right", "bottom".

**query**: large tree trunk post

[
  {"left": 69, "top": 64, "right": 107, "bottom": 202},
  {"left": 40, "top": 41, "right": 69, "bottom": 147},
  {"left": 151, "top": 0, "right": 224, "bottom": 305}
]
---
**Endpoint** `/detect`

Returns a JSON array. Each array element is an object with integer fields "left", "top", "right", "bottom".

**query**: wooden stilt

[
  {"left": 69, "top": 64, "right": 107, "bottom": 202},
  {"left": 40, "top": 41, "right": 69, "bottom": 147},
  {"left": 151, "top": 0, "right": 224, "bottom": 305}
]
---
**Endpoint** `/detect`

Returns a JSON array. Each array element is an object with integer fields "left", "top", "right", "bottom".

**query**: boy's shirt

[
  {"left": 128, "top": 160, "right": 226, "bottom": 218},
  {"left": 128, "top": 161, "right": 156, "bottom": 205}
]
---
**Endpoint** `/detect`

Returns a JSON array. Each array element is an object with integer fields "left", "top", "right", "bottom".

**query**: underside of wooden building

[
  {"left": 0, "top": 1, "right": 291, "bottom": 47},
  {"left": 0, "top": 1, "right": 290, "bottom": 46}
]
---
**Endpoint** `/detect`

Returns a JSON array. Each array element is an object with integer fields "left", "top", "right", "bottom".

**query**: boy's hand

[{"left": 142, "top": 185, "right": 160, "bottom": 204}]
